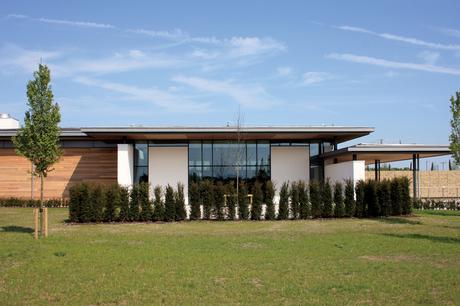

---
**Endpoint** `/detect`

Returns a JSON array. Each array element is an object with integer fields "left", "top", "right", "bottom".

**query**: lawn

[{"left": 0, "top": 209, "right": 459, "bottom": 305}]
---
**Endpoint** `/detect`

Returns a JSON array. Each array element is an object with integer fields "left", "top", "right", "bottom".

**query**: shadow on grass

[
  {"left": 382, "top": 233, "right": 460, "bottom": 244},
  {"left": 416, "top": 210, "right": 460, "bottom": 217},
  {"left": 377, "top": 217, "right": 422, "bottom": 225},
  {"left": 0, "top": 226, "right": 34, "bottom": 233}
]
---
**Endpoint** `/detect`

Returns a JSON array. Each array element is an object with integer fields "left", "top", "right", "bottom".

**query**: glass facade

[
  {"left": 133, "top": 143, "right": 149, "bottom": 183},
  {"left": 189, "top": 140, "right": 270, "bottom": 183}
]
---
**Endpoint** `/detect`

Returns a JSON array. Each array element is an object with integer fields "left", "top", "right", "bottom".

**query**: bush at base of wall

[{"left": 0, "top": 198, "right": 67, "bottom": 207}]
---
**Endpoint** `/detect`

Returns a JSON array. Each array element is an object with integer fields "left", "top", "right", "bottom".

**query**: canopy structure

[{"left": 322, "top": 143, "right": 451, "bottom": 198}]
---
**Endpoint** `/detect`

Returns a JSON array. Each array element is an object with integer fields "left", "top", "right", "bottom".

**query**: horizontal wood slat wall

[{"left": 0, "top": 148, "right": 117, "bottom": 199}]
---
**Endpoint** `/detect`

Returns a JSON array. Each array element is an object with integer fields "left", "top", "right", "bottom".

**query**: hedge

[{"left": 0, "top": 198, "right": 67, "bottom": 208}]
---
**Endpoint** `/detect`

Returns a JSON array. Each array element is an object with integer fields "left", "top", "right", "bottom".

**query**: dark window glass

[
  {"left": 322, "top": 142, "right": 333, "bottom": 153},
  {"left": 189, "top": 166, "right": 202, "bottom": 182},
  {"left": 189, "top": 142, "right": 202, "bottom": 166},
  {"left": 310, "top": 143, "right": 320, "bottom": 157},
  {"left": 213, "top": 142, "right": 242, "bottom": 166},
  {"left": 257, "top": 141, "right": 270, "bottom": 165},
  {"left": 134, "top": 166, "right": 149, "bottom": 183},
  {"left": 134, "top": 143, "right": 148, "bottom": 167},
  {"left": 246, "top": 166, "right": 257, "bottom": 179},
  {"left": 247, "top": 142, "right": 257, "bottom": 165},
  {"left": 203, "top": 142, "right": 212, "bottom": 167},
  {"left": 203, "top": 165, "right": 212, "bottom": 179}
]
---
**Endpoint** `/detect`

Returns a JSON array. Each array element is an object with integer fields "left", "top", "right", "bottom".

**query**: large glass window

[{"left": 134, "top": 143, "right": 149, "bottom": 183}]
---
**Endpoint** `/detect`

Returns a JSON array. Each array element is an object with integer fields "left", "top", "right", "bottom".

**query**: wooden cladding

[{"left": 0, "top": 148, "right": 117, "bottom": 199}]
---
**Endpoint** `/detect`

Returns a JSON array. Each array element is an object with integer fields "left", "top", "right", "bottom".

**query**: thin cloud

[
  {"left": 417, "top": 50, "right": 440, "bottom": 65},
  {"left": 433, "top": 26, "right": 460, "bottom": 39},
  {"left": 335, "top": 25, "right": 460, "bottom": 51},
  {"left": 302, "top": 72, "right": 333, "bottom": 85},
  {"left": 327, "top": 53, "right": 460, "bottom": 76},
  {"left": 172, "top": 75, "right": 280, "bottom": 108},
  {"left": 7, "top": 14, "right": 115, "bottom": 29},
  {"left": 0, "top": 44, "right": 61, "bottom": 74}
]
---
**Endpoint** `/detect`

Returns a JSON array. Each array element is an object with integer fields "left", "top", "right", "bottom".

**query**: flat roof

[{"left": 322, "top": 143, "right": 451, "bottom": 164}]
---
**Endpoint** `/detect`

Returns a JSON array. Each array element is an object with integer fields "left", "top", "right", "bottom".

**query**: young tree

[
  {"left": 213, "top": 181, "right": 225, "bottom": 220},
  {"left": 298, "top": 180, "right": 310, "bottom": 219},
  {"left": 277, "top": 182, "right": 289, "bottom": 220},
  {"left": 264, "top": 180, "right": 276, "bottom": 220},
  {"left": 344, "top": 179, "right": 356, "bottom": 217},
  {"left": 251, "top": 182, "right": 263, "bottom": 220},
  {"left": 449, "top": 91, "right": 460, "bottom": 164},
  {"left": 355, "top": 180, "right": 366, "bottom": 217},
  {"left": 333, "top": 182, "right": 344, "bottom": 218},
  {"left": 175, "top": 182, "right": 187, "bottom": 220},
  {"left": 390, "top": 178, "right": 402, "bottom": 215},
  {"left": 377, "top": 179, "right": 391, "bottom": 217},
  {"left": 226, "top": 182, "right": 237, "bottom": 220},
  {"left": 189, "top": 182, "right": 201, "bottom": 220},
  {"left": 129, "top": 184, "right": 140, "bottom": 221},
  {"left": 119, "top": 186, "right": 130, "bottom": 222},
  {"left": 13, "top": 64, "right": 62, "bottom": 237},
  {"left": 400, "top": 177, "right": 412, "bottom": 215},
  {"left": 310, "top": 180, "right": 322, "bottom": 218},
  {"left": 152, "top": 186, "right": 165, "bottom": 221},
  {"left": 364, "top": 180, "right": 379, "bottom": 217},
  {"left": 201, "top": 180, "right": 214, "bottom": 220},
  {"left": 322, "top": 179, "right": 333, "bottom": 218},
  {"left": 238, "top": 181, "right": 249, "bottom": 220},
  {"left": 139, "top": 182, "right": 152, "bottom": 221},
  {"left": 164, "top": 184, "right": 176, "bottom": 221},
  {"left": 290, "top": 181, "right": 300, "bottom": 219}
]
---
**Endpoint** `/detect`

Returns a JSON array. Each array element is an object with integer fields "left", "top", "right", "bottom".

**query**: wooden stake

[
  {"left": 43, "top": 208, "right": 48, "bottom": 237},
  {"left": 34, "top": 208, "right": 39, "bottom": 240}
]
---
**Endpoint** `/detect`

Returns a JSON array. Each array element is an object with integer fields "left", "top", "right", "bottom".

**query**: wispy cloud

[
  {"left": 0, "top": 44, "right": 61, "bottom": 74},
  {"left": 335, "top": 25, "right": 460, "bottom": 51},
  {"left": 172, "top": 75, "right": 279, "bottom": 108},
  {"left": 7, "top": 14, "right": 115, "bottom": 29},
  {"left": 276, "top": 66, "right": 292, "bottom": 77},
  {"left": 433, "top": 26, "right": 460, "bottom": 39},
  {"left": 74, "top": 77, "right": 210, "bottom": 112},
  {"left": 302, "top": 72, "right": 333, "bottom": 85},
  {"left": 417, "top": 50, "right": 440, "bottom": 65},
  {"left": 327, "top": 53, "right": 460, "bottom": 76}
]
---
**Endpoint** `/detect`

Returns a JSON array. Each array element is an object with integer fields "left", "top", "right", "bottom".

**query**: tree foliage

[
  {"left": 264, "top": 180, "right": 276, "bottom": 220},
  {"left": 164, "top": 184, "right": 176, "bottom": 222},
  {"left": 175, "top": 183, "right": 187, "bottom": 221},
  {"left": 251, "top": 182, "right": 263, "bottom": 220},
  {"left": 449, "top": 91, "right": 460, "bottom": 164},
  {"left": 189, "top": 182, "right": 201, "bottom": 220},
  {"left": 278, "top": 182, "right": 289, "bottom": 220},
  {"left": 344, "top": 179, "right": 355, "bottom": 217},
  {"left": 333, "top": 182, "right": 344, "bottom": 218}
]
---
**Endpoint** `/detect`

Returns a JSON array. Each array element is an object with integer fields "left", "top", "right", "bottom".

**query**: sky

[{"left": 1, "top": 0, "right": 459, "bottom": 157}]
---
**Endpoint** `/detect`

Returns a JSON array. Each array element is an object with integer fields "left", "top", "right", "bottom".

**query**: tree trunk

[{"left": 40, "top": 173, "right": 44, "bottom": 238}]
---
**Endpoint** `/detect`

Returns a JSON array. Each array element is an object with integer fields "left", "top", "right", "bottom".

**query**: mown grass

[{"left": 0, "top": 208, "right": 459, "bottom": 305}]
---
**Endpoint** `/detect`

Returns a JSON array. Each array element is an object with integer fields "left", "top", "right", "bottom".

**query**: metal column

[
  {"left": 412, "top": 154, "right": 420, "bottom": 199},
  {"left": 374, "top": 159, "right": 381, "bottom": 181}
]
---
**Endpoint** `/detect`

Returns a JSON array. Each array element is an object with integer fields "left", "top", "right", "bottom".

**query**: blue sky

[{"left": 1, "top": 0, "right": 459, "bottom": 152}]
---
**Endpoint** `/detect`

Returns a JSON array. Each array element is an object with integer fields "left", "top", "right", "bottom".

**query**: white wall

[
  {"left": 149, "top": 146, "right": 189, "bottom": 213},
  {"left": 0, "top": 115, "right": 19, "bottom": 129},
  {"left": 324, "top": 160, "right": 365, "bottom": 187},
  {"left": 271, "top": 146, "right": 309, "bottom": 188},
  {"left": 117, "top": 144, "right": 133, "bottom": 187}
]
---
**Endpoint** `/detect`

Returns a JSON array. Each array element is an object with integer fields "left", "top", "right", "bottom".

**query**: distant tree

[
  {"left": 298, "top": 180, "right": 310, "bottom": 219},
  {"left": 344, "top": 179, "right": 356, "bottom": 217},
  {"left": 251, "top": 182, "right": 263, "bottom": 220},
  {"left": 164, "top": 184, "right": 176, "bottom": 222},
  {"left": 290, "top": 181, "right": 300, "bottom": 219},
  {"left": 129, "top": 184, "right": 140, "bottom": 221},
  {"left": 189, "top": 182, "right": 201, "bottom": 220},
  {"left": 322, "top": 179, "right": 333, "bottom": 218},
  {"left": 333, "top": 182, "right": 344, "bottom": 218},
  {"left": 449, "top": 91, "right": 460, "bottom": 164},
  {"left": 214, "top": 181, "right": 226, "bottom": 220},
  {"left": 226, "top": 182, "right": 237, "bottom": 220},
  {"left": 264, "top": 180, "right": 276, "bottom": 220},
  {"left": 277, "top": 182, "right": 289, "bottom": 220},
  {"left": 119, "top": 186, "right": 130, "bottom": 222},
  {"left": 139, "top": 182, "right": 152, "bottom": 221},
  {"left": 13, "top": 64, "right": 62, "bottom": 237},
  {"left": 175, "top": 182, "right": 187, "bottom": 220},
  {"left": 152, "top": 186, "right": 165, "bottom": 221},
  {"left": 310, "top": 180, "right": 322, "bottom": 218},
  {"left": 431, "top": 162, "right": 435, "bottom": 171},
  {"left": 238, "top": 181, "right": 249, "bottom": 220}
]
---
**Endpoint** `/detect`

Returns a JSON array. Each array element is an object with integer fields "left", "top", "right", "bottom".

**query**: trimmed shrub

[
  {"left": 90, "top": 184, "right": 104, "bottom": 222},
  {"left": 0, "top": 198, "right": 67, "bottom": 208},
  {"left": 226, "top": 183, "right": 237, "bottom": 220},
  {"left": 201, "top": 180, "right": 214, "bottom": 220},
  {"left": 152, "top": 186, "right": 165, "bottom": 221},
  {"left": 377, "top": 179, "right": 391, "bottom": 217},
  {"left": 365, "top": 180, "right": 379, "bottom": 217},
  {"left": 310, "top": 180, "right": 322, "bottom": 218},
  {"left": 390, "top": 178, "right": 402, "bottom": 215},
  {"left": 139, "top": 182, "right": 152, "bottom": 221},
  {"left": 264, "top": 180, "right": 276, "bottom": 220},
  {"left": 238, "top": 181, "right": 249, "bottom": 220},
  {"left": 129, "top": 184, "right": 140, "bottom": 221},
  {"left": 251, "top": 182, "right": 263, "bottom": 220},
  {"left": 344, "top": 179, "right": 355, "bottom": 217},
  {"left": 164, "top": 184, "right": 176, "bottom": 222},
  {"left": 119, "top": 186, "right": 130, "bottom": 222},
  {"left": 355, "top": 180, "right": 366, "bottom": 218},
  {"left": 104, "top": 184, "right": 119, "bottom": 222},
  {"left": 334, "top": 182, "right": 344, "bottom": 218},
  {"left": 175, "top": 182, "right": 187, "bottom": 221},
  {"left": 278, "top": 182, "right": 289, "bottom": 220},
  {"left": 80, "top": 183, "right": 91, "bottom": 223},
  {"left": 400, "top": 177, "right": 412, "bottom": 215},
  {"left": 214, "top": 181, "right": 225, "bottom": 220},
  {"left": 322, "top": 179, "right": 333, "bottom": 218},
  {"left": 189, "top": 181, "right": 201, "bottom": 220},
  {"left": 69, "top": 183, "right": 82, "bottom": 222},
  {"left": 290, "top": 181, "right": 300, "bottom": 219},
  {"left": 298, "top": 180, "right": 310, "bottom": 219}
]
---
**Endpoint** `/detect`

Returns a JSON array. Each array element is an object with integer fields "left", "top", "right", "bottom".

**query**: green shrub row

[
  {"left": 68, "top": 182, "right": 186, "bottom": 223},
  {"left": 0, "top": 197, "right": 67, "bottom": 207},
  {"left": 413, "top": 199, "right": 460, "bottom": 210}
]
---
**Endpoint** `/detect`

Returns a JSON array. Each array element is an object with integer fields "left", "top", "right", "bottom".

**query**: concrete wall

[
  {"left": 325, "top": 160, "right": 365, "bottom": 187},
  {"left": 271, "top": 146, "right": 309, "bottom": 188},
  {"left": 117, "top": 144, "right": 133, "bottom": 187},
  {"left": 149, "top": 146, "right": 189, "bottom": 212}
]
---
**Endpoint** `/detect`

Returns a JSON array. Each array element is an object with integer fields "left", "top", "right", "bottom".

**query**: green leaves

[{"left": 450, "top": 91, "right": 460, "bottom": 165}]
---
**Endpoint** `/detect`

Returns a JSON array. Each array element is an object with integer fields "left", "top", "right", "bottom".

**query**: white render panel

[
  {"left": 325, "top": 160, "right": 365, "bottom": 187},
  {"left": 149, "top": 146, "right": 189, "bottom": 212},
  {"left": 271, "top": 146, "right": 309, "bottom": 189},
  {"left": 117, "top": 144, "right": 133, "bottom": 187},
  {"left": 0, "top": 117, "right": 19, "bottom": 129}
]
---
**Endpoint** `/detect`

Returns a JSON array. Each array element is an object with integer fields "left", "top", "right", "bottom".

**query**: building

[{"left": 0, "top": 114, "right": 451, "bottom": 202}]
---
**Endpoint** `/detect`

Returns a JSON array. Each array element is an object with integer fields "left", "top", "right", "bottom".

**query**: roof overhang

[{"left": 322, "top": 143, "right": 451, "bottom": 165}]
